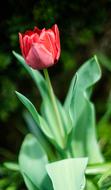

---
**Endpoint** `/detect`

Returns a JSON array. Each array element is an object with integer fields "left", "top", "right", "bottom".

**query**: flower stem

[{"left": 43, "top": 69, "right": 64, "bottom": 146}]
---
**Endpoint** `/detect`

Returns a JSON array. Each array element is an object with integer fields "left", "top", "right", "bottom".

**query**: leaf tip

[
  {"left": 93, "top": 54, "right": 102, "bottom": 79},
  {"left": 12, "top": 50, "right": 15, "bottom": 55},
  {"left": 94, "top": 54, "right": 99, "bottom": 64},
  {"left": 15, "top": 91, "right": 20, "bottom": 97}
]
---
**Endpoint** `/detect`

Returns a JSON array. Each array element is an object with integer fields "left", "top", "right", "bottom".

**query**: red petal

[
  {"left": 22, "top": 35, "right": 33, "bottom": 57},
  {"left": 46, "top": 29, "right": 58, "bottom": 60},
  {"left": 39, "top": 30, "right": 54, "bottom": 57},
  {"left": 31, "top": 33, "right": 39, "bottom": 43},
  {"left": 23, "top": 30, "right": 35, "bottom": 37},
  {"left": 34, "top": 26, "right": 42, "bottom": 35},
  {"left": 51, "top": 24, "right": 61, "bottom": 60},
  {"left": 19, "top": 32, "right": 39, "bottom": 58},
  {"left": 19, "top": 33, "right": 25, "bottom": 57},
  {"left": 26, "top": 43, "right": 54, "bottom": 69}
]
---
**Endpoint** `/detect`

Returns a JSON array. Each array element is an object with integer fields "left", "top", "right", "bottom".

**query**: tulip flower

[{"left": 19, "top": 24, "right": 61, "bottom": 69}]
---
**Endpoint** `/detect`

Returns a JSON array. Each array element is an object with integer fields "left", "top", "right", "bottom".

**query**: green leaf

[
  {"left": 22, "top": 173, "right": 39, "bottom": 190},
  {"left": 15, "top": 91, "right": 53, "bottom": 140},
  {"left": 86, "top": 180, "right": 98, "bottom": 190},
  {"left": 46, "top": 158, "right": 88, "bottom": 190},
  {"left": 98, "top": 91, "right": 111, "bottom": 126},
  {"left": 23, "top": 111, "right": 56, "bottom": 161},
  {"left": 13, "top": 51, "right": 48, "bottom": 100},
  {"left": 13, "top": 51, "right": 30, "bottom": 71},
  {"left": 64, "top": 74, "right": 77, "bottom": 113},
  {"left": 30, "top": 68, "right": 48, "bottom": 99},
  {"left": 86, "top": 163, "right": 111, "bottom": 175},
  {"left": 3, "top": 162, "right": 19, "bottom": 171},
  {"left": 19, "top": 134, "right": 53, "bottom": 190},
  {"left": 64, "top": 56, "right": 104, "bottom": 163},
  {"left": 98, "top": 168, "right": 111, "bottom": 189},
  {"left": 41, "top": 99, "right": 72, "bottom": 150},
  {"left": 16, "top": 91, "right": 68, "bottom": 149},
  {"left": 57, "top": 99, "right": 72, "bottom": 135}
]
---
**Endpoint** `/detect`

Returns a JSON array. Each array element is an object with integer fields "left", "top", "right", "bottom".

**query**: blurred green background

[{"left": 1, "top": 0, "right": 111, "bottom": 188}]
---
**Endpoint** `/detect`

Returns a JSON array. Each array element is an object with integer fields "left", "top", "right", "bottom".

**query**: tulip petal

[
  {"left": 19, "top": 33, "right": 25, "bottom": 57},
  {"left": 46, "top": 29, "right": 57, "bottom": 60},
  {"left": 23, "top": 30, "right": 35, "bottom": 37},
  {"left": 52, "top": 24, "right": 61, "bottom": 60},
  {"left": 22, "top": 35, "right": 33, "bottom": 57},
  {"left": 39, "top": 31, "right": 55, "bottom": 59},
  {"left": 26, "top": 43, "right": 54, "bottom": 69},
  {"left": 31, "top": 33, "right": 39, "bottom": 43},
  {"left": 34, "top": 27, "right": 42, "bottom": 35},
  {"left": 47, "top": 29, "right": 55, "bottom": 41}
]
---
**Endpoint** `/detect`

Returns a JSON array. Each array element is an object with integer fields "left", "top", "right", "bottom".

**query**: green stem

[{"left": 43, "top": 69, "right": 64, "bottom": 145}]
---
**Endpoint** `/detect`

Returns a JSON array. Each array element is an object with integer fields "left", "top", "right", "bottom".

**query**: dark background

[{"left": 1, "top": 0, "right": 111, "bottom": 183}]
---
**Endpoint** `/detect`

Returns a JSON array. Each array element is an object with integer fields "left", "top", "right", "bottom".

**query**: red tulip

[{"left": 19, "top": 24, "right": 61, "bottom": 69}]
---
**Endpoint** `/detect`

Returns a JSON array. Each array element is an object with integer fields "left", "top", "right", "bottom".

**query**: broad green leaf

[
  {"left": 46, "top": 158, "right": 88, "bottom": 190},
  {"left": 19, "top": 134, "right": 53, "bottom": 190},
  {"left": 64, "top": 74, "right": 77, "bottom": 113},
  {"left": 15, "top": 91, "right": 53, "bottom": 140},
  {"left": 40, "top": 99, "right": 66, "bottom": 149},
  {"left": 16, "top": 91, "right": 67, "bottom": 149},
  {"left": 64, "top": 56, "right": 101, "bottom": 121},
  {"left": 56, "top": 99, "right": 72, "bottom": 135},
  {"left": 22, "top": 173, "right": 39, "bottom": 190},
  {"left": 98, "top": 168, "right": 111, "bottom": 189},
  {"left": 41, "top": 99, "right": 72, "bottom": 150},
  {"left": 72, "top": 98, "right": 103, "bottom": 163},
  {"left": 23, "top": 111, "right": 56, "bottom": 161},
  {"left": 64, "top": 56, "right": 104, "bottom": 163}
]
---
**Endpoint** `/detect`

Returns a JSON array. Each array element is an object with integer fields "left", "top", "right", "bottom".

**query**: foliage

[
  {"left": 7, "top": 52, "right": 111, "bottom": 190},
  {"left": 0, "top": 0, "right": 111, "bottom": 123},
  {"left": 1, "top": 1, "right": 111, "bottom": 189},
  {"left": 0, "top": 164, "right": 23, "bottom": 190}
]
